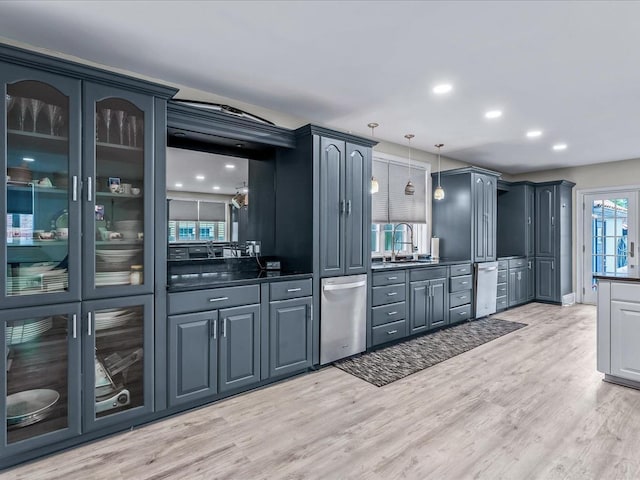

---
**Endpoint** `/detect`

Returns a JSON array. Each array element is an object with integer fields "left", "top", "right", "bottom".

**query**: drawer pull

[
  {"left": 457, "top": 268, "right": 466, "bottom": 272},
  {"left": 387, "top": 276, "right": 398, "bottom": 280},
  {"left": 209, "top": 296, "right": 229, "bottom": 303},
  {"left": 459, "top": 296, "right": 467, "bottom": 299},
  {"left": 287, "top": 288, "right": 302, "bottom": 293},
  {"left": 459, "top": 312, "right": 467, "bottom": 316},
  {"left": 387, "top": 311, "right": 398, "bottom": 316},
  {"left": 387, "top": 330, "right": 398, "bottom": 335},
  {"left": 461, "top": 281, "right": 469, "bottom": 285},
  {"left": 387, "top": 292, "right": 398, "bottom": 296}
]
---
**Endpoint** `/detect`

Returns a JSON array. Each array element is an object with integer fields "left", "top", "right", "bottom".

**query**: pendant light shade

[
  {"left": 404, "top": 133, "right": 415, "bottom": 196},
  {"left": 368, "top": 122, "right": 380, "bottom": 194},
  {"left": 434, "top": 143, "right": 445, "bottom": 200}
]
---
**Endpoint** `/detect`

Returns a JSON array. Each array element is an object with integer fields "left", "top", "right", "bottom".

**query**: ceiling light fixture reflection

[
  {"left": 22, "top": 157, "right": 35, "bottom": 162},
  {"left": 485, "top": 110, "right": 502, "bottom": 119},
  {"left": 552, "top": 143, "right": 568, "bottom": 151},
  {"left": 526, "top": 130, "right": 542, "bottom": 138},
  {"left": 433, "top": 83, "right": 453, "bottom": 94},
  {"left": 175, "top": 183, "right": 183, "bottom": 188},
  {"left": 225, "top": 164, "right": 235, "bottom": 169}
]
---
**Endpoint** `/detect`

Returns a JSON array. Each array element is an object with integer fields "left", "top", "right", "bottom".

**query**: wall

[{"left": 508, "top": 157, "right": 640, "bottom": 303}]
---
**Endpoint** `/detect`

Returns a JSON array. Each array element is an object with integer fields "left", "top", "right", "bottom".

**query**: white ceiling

[
  {"left": 2, "top": 1, "right": 640, "bottom": 174},
  {"left": 166, "top": 147, "right": 248, "bottom": 195}
]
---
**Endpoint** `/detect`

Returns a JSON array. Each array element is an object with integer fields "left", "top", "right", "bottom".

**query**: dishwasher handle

[{"left": 323, "top": 280, "right": 367, "bottom": 291}]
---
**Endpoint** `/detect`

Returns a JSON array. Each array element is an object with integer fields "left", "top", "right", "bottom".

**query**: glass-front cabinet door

[
  {"left": 1, "top": 303, "right": 81, "bottom": 454},
  {"left": 83, "top": 83, "right": 154, "bottom": 299},
  {"left": 1, "top": 64, "right": 81, "bottom": 308},
  {"left": 82, "top": 295, "right": 153, "bottom": 431}
]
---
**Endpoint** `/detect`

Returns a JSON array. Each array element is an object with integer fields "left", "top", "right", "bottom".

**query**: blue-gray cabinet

[
  {"left": 432, "top": 167, "right": 500, "bottom": 262},
  {"left": 168, "top": 311, "right": 218, "bottom": 407},
  {"left": 319, "top": 136, "right": 370, "bottom": 277},
  {"left": 535, "top": 257, "right": 557, "bottom": 303},
  {"left": 527, "top": 259, "right": 535, "bottom": 302},
  {"left": 497, "top": 182, "right": 535, "bottom": 258},
  {"left": 269, "top": 297, "right": 312, "bottom": 378},
  {"left": 219, "top": 304, "right": 261, "bottom": 393},
  {"left": 409, "top": 277, "right": 447, "bottom": 333}
]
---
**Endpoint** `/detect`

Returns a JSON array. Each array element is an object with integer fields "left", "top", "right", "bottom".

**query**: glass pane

[
  {"left": 6, "top": 314, "right": 69, "bottom": 444},
  {"left": 94, "top": 305, "right": 144, "bottom": 418},
  {"left": 6, "top": 81, "right": 70, "bottom": 297},
  {"left": 94, "top": 99, "right": 144, "bottom": 288}
]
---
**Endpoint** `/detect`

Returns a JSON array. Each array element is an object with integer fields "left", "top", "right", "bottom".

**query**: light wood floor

[{"left": 5, "top": 302, "right": 640, "bottom": 480}]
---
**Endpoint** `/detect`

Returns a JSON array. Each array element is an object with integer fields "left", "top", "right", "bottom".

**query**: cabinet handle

[
  {"left": 72, "top": 176, "right": 78, "bottom": 202},
  {"left": 346, "top": 200, "right": 352, "bottom": 215},
  {"left": 387, "top": 292, "right": 398, "bottom": 296},
  {"left": 387, "top": 311, "right": 398, "bottom": 316},
  {"left": 223, "top": 318, "right": 227, "bottom": 337},
  {"left": 87, "top": 177, "right": 92, "bottom": 202},
  {"left": 528, "top": 261, "right": 532, "bottom": 269},
  {"left": 87, "top": 312, "right": 93, "bottom": 336},
  {"left": 387, "top": 330, "right": 398, "bottom": 335},
  {"left": 459, "top": 312, "right": 467, "bottom": 316},
  {"left": 459, "top": 296, "right": 467, "bottom": 300},
  {"left": 631, "top": 242, "right": 635, "bottom": 258},
  {"left": 388, "top": 276, "right": 398, "bottom": 280},
  {"left": 551, "top": 260, "right": 555, "bottom": 270},
  {"left": 461, "top": 281, "right": 469, "bottom": 285},
  {"left": 209, "top": 296, "right": 229, "bottom": 303},
  {"left": 528, "top": 216, "right": 531, "bottom": 225},
  {"left": 287, "top": 288, "right": 302, "bottom": 293},
  {"left": 457, "top": 268, "right": 466, "bottom": 272},
  {"left": 551, "top": 216, "right": 555, "bottom": 226},
  {"left": 310, "top": 305, "right": 313, "bottom": 323},
  {"left": 211, "top": 319, "right": 217, "bottom": 339},
  {"left": 340, "top": 200, "right": 345, "bottom": 214},
  {"left": 72, "top": 314, "right": 77, "bottom": 339}
]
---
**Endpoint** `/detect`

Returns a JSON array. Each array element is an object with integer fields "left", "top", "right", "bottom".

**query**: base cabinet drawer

[
  {"left": 372, "top": 301, "right": 406, "bottom": 327},
  {"left": 372, "top": 319, "right": 407, "bottom": 346},
  {"left": 168, "top": 285, "right": 260, "bottom": 315},
  {"left": 450, "top": 304, "right": 472, "bottom": 323},
  {"left": 450, "top": 275, "right": 472, "bottom": 293},
  {"left": 496, "top": 283, "right": 508, "bottom": 297},
  {"left": 497, "top": 270, "right": 507, "bottom": 284},
  {"left": 496, "top": 296, "right": 508, "bottom": 310},
  {"left": 372, "top": 284, "right": 406, "bottom": 307},
  {"left": 270, "top": 278, "right": 312, "bottom": 301},
  {"left": 372, "top": 270, "right": 406, "bottom": 287},
  {"left": 450, "top": 264, "right": 472, "bottom": 276},
  {"left": 449, "top": 290, "right": 472, "bottom": 309}
]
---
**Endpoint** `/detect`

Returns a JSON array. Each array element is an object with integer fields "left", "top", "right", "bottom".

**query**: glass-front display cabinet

[
  {"left": 83, "top": 83, "right": 154, "bottom": 299},
  {"left": 82, "top": 295, "right": 153, "bottom": 430},
  {"left": 1, "top": 303, "right": 81, "bottom": 454},
  {"left": 1, "top": 65, "right": 82, "bottom": 308}
]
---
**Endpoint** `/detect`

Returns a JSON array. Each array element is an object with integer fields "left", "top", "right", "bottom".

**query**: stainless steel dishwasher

[
  {"left": 475, "top": 261, "right": 499, "bottom": 318},
  {"left": 320, "top": 274, "right": 367, "bottom": 364}
]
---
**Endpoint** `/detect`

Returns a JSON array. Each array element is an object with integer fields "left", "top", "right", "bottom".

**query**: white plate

[{"left": 7, "top": 389, "right": 60, "bottom": 426}]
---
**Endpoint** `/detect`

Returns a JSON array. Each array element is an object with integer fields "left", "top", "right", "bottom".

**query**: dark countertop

[
  {"left": 497, "top": 255, "right": 527, "bottom": 260},
  {"left": 371, "top": 258, "right": 472, "bottom": 271},
  {"left": 168, "top": 270, "right": 312, "bottom": 292},
  {"left": 594, "top": 273, "right": 640, "bottom": 283}
]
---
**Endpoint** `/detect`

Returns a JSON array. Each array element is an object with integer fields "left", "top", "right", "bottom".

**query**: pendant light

[
  {"left": 368, "top": 122, "right": 379, "bottom": 194},
  {"left": 404, "top": 134, "right": 415, "bottom": 195},
  {"left": 433, "top": 143, "right": 445, "bottom": 200}
]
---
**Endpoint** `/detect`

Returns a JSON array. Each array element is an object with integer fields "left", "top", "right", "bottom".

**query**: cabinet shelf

[
  {"left": 95, "top": 192, "right": 142, "bottom": 199},
  {"left": 7, "top": 182, "right": 68, "bottom": 195},
  {"left": 7, "top": 129, "right": 69, "bottom": 155},
  {"left": 7, "top": 240, "right": 68, "bottom": 247},
  {"left": 96, "top": 141, "right": 143, "bottom": 153}
]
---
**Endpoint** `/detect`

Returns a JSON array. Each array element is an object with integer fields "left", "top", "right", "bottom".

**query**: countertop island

[{"left": 596, "top": 273, "right": 640, "bottom": 390}]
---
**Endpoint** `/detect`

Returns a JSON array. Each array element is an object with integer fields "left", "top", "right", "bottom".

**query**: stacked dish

[
  {"left": 7, "top": 389, "right": 60, "bottom": 429},
  {"left": 7, "top": 269, "right": 68, "bottom": 295},
  {"left": 95, "top": 271, "right": 130, "bottom": 286},
  {"left": 114, "top": 220, "right": 143, "bottom": 240},
  {"left": 94, "top": 308, "right": 137, "bottom": 330},
  {"left": 95, "top": 248, "right": 140, "bottom": 264},
  {"left": 6, "top": 317, "right": 53, "bottom": 345}
]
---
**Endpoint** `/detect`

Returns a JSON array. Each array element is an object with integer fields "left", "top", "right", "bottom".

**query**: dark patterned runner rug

[{"left": 334, "top": 317, "right": 527, "bottom": 387}]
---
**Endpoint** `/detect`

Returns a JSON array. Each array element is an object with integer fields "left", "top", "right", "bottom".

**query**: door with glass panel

[
  {"left": 583, "top": 192, "right": 638, "bottom": 304},
  {"left": 1, "top": 64, "right": 81, "bottom": 308},
  {"left": 1, "top": 303, "right": 81, "bottom": 455},
  {"left": 82, "top": 83, "right": 154, "bottom": 298},
  {"left": 82, "top": 295, "right": 153, "bottom": 431}
]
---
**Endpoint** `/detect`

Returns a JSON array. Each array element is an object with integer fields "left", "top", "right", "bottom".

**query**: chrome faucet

[{"left": 391, "top": 223, "right": 415, "bottom": 261}]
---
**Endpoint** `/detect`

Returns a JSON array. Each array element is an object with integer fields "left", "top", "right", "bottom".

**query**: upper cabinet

[
  {"left": 497, "top": 182, "right": 535, "bottom": 258},
  {"left": 318, "top": 137, "right": 370, "bottom": 277},
  {"left": 432, "top": 167, "right": 500, "bottom": 262},
  {"left": 0, "top": 45, "right": 177, "bottom": 309}
]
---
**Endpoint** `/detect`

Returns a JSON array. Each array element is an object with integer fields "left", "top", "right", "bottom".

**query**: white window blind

[
  {"left": 198, "top": 201, "right": 226, "bottom": 222},
  {"left": 372, "top": 159, "right": 389, "bottom": 223},
  {"left": 374, "top": 160, "right": 427, "bottom": 224},
  {"left": 169, "top": 200, "right": 198, "bottom": 221}
]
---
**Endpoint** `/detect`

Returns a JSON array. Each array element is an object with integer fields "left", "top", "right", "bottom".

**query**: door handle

[
  {"left": 387, "top": 311, "right": 398, "bottom": 316},
  {"left": 387, "top": 292, "right": 398, "bottom": 296},
  {"left": 72, "top": 176, "right": 78, "bottom": 202},
  {"left": 551, "top": 216, "right": 555, "bottom": 226},
  {"left": 87, "top": 177, "right": 92, "bottom": 202},
  {"left": 223, "top": 318, "right": 227, "bottom": 337},
  {"left": 209, "top": 296, "right": 229, "bottom": 303},
  {"left": 72, "top": 314, "right": 77, "bottom": 339},
  {"left": 87, "top": 312, "right": 93, "bottom": 336},
  {"left": 387, "top": 276, "right": 398, "bottom": 280},
  {"left": 527, "top": 216, "right": 531, "bottom": 225},
  {"left": 211, "top": 318, "right": 217, "bottom": 339},
  {"left": 551, "top": 260, "right": 555, "bottom": 270},
  {"left": 340, "top": 200, "right": 345, "bottom": 214},
  {"left": 287, "top": 288, "right": 302, "bottom": 293},
  {"left": 346, "top": 200, "right": 352, "bottom": 215},
  {"left": 387, "top": 330, "right": 398, "bottom": 335},
  {"left": 323, "top": 280, "right": 367, "bottom": 291},
  {"left": 631, "top": 242, "right": 635, "bottom": 258}
]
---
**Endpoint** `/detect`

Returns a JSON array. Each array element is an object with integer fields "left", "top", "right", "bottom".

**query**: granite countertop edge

[
  {"left": 168, "top": 272, "right": 313, "bottom": 292},
  {"left": 371, "top": 259, "right": 472, "bottom": 271}
]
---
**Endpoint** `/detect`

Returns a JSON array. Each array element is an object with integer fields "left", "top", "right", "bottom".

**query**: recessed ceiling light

[
  {"left": 175, "top": 183, "right": 183, "bottom": 188},
  {"left": 212, "top": 186, "right": 220, "bottom": 190},
  {"left": 484, "top": 110, "right": 502, "bottom": 119},
  {"left": 433, "top": 83, "right": 453, "bottom": 94},
  {"left": 225, "top": 164, "right": 235, "bottom": 169},
  {"left": 526, "top": 130, "right": 542, "bottom": 138},
  {"left": 22, "top": 157, "right": 35, "bottom": 162},
  {"left": 195, "top": 174, "right": 205, "bottom": 180},
  {"left": 552, "top": 143, "right": 568, "bottom": 151}
]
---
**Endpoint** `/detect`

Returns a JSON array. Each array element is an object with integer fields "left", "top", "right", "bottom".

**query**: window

[
  {"left": 168, "top": 198, "right": 227, "bottom": 242},
  {"left": 168, "top": 220, "right": 226, "bottom": 242},
  {"left": 371, "top": 223, "right": 429, "bottom": 256}
]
